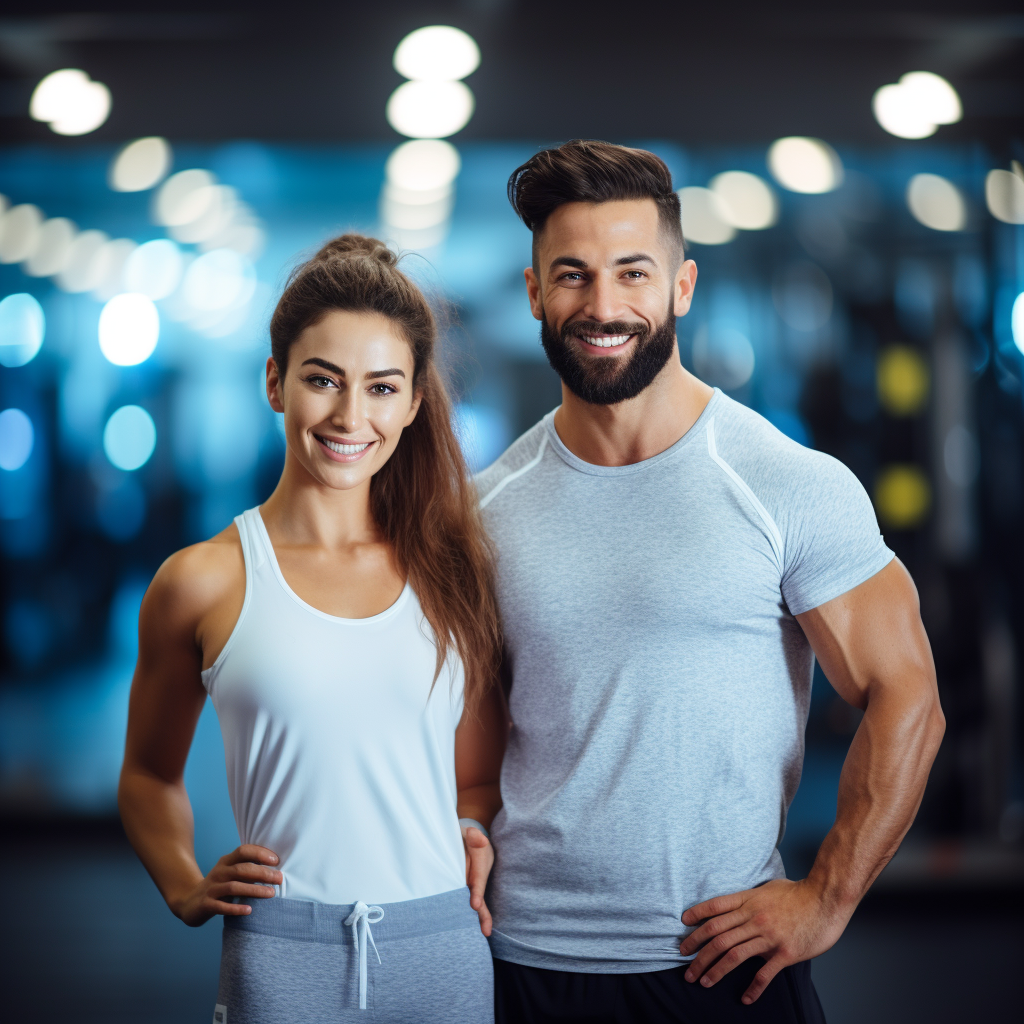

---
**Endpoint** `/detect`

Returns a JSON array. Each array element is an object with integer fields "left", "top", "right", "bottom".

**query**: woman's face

[{"left": 267, "top": 310, "right": 421, "bottom": 492}]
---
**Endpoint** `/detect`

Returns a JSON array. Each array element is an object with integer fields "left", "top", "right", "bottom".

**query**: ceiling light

[
  {"left": 30, "top": 68, "right": 111, "bottom": 136},
  {"left": 386, "top": 139, "right": 461, "bottom": 191},
  {"left": 123, "top": 239, "right": 184, "bottom": 299},
  {"left": 55, "top": 230, "right": 109, "bottom": 293},
  {"left": 24, "top": 217, "right": 77, "bottom": 277},
  {"left": 0, "top": 204, "right": 44, "bottom": 264},
  {"left": 386, "top": 80, "right": 474, "bottom": 139},
  {"left": 394, "top": 26, "right": 480, "bottom": 82},
  {"left": 677, "top": 187, "right": 736, "bottom": 245},
  {"left": 873, "top": 71, "right": 961, "bottom": 140},
  {"left": 109, "top": 137, "right": 172, "bottom": 192},
  {"left": 767, "top": 138, "right": 843, "bottom": 194},
  {"left": 154, "top": 169, "right": 217, "bottom": 227},
  {"left": 709, "top": 171, "right": 777, "bottom": 230},
  {"left": 906, "top": 174, "right": 966, "bottom": 231},
  {"left": 181, "top": 249, "right": 256, "bottom": 313},
  {"left": 985, "top": 168, "right": 1024, "bottom": 225}
]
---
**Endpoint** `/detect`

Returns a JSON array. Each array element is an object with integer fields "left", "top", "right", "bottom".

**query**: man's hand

[
  {"left": 462, "top": 825, "right": 495, "bottom": 937},
  {"left": 680, "top": 878, "right": 851, "bottom": 1004}
]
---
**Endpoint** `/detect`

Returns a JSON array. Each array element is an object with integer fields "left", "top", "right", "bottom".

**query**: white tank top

[{"left": 200, "top": 507, "right": 467, "bottom": 906}]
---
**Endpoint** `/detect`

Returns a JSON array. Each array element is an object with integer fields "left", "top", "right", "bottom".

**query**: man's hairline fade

[{"left": 507, "top": 139, "right": 686, "bottom": 281}]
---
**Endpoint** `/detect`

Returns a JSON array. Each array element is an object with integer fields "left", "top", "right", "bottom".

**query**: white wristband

[{"left": 459, "top": 817, "right": 490, "bottom": 839}]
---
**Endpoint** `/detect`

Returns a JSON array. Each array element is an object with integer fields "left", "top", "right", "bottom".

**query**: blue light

[
  {"left": 1013, "top": 292, "right": 1024, "bottom": 356},
  {"left": 103, "top": 405, "right": 156, "bottom": 471},
  {"left": 0, "top": 293, "right": 45, "bottom": 368},
  {"left": 96, "top": 476, "right": 147, "bottom": 541},
  {"left": 0, "top": 408, "right": 34, "bottom": 471}
]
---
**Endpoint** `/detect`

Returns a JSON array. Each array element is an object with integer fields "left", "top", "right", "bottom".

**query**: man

[{"left": 474, "top": 140, "right": 944, "bottom": 1023}]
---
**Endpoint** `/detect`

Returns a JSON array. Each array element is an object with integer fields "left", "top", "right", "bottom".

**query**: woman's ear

[
  {"left": 403, "top": 388, "right": 423, "bottom": 427},
  {"left": 266, "top": 356, "right": 285, "bottom": 413}
]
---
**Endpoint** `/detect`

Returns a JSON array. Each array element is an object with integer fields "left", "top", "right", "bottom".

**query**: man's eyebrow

[
  {"left": 365, "top": 368, "right": 406, "bottom": 380},
  {"left": 614, "top": 253, "right": 657, "bottom": 266},
  {"left": 549, "top": 256, "right": 588, "bottom": 271}
]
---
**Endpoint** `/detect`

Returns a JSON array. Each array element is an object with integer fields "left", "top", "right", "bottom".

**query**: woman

[{"left": 119, "top": 235, "right": 506, "bottom": 1023}]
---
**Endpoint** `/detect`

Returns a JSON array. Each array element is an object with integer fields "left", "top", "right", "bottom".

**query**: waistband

[{"left": 224, "top": 886, "right": 476, "bottom": 944}]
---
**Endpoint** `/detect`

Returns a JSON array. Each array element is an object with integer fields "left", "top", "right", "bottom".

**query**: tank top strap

[{"left": 234, "top": 507, "right": 269, "bottom": 576}]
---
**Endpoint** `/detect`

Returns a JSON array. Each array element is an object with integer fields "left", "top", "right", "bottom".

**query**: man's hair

[{"left": 507, "top": 139, "right": 684, "bottom": 269}]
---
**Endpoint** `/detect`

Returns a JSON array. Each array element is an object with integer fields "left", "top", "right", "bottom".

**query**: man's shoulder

[
  {"left": 473, "top": 417, "right": 552, "bottom": 510},
  {"left": 709, "top": 395, "right": 863, "bottom": 511}
]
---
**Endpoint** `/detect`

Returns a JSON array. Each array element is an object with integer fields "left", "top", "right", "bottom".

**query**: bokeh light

[
  {"left": 154, "top": 169, "right": 217, "bottom": 227},
  {"left": 0, "top": 204, "right": 44, "bottom": 264},
  {"left": 181, "top": 249, "right": 256, "bottom": 313},
  {"left": 109, "top": 137, "right": 173, "bottom": 192},
  {"left": 386, "top": 80, "right": 474, "bottom": 139},
  {"left": 906, "top": 174, "right": 966, "bottom": 232},
  {"left": 0, "top": 293, "right": 45, "bottom": 367},
  {"left": 875, "top": 465, "right": 931, "bottom": 528},
  {"left": 772, "top": 262, "right": 833, "bottom": 331},
  {"left": 386, "top": 139, "right": 461, "bottom": 191},
  {"left": 56, "top": 230, "right": 110, "bottom": 293},
  {"left": 91, "top": 239, "right": 138, "bottom": 301},
  {"left": 29, "top": 68, "right": 111, "bottom": 136},
  {"left": 678, "top": 187, "right": 735, "bottom": 245},
  {"left": 877, "top": 346, "right": 929, "bottom": 416},
  {"left": 123, "top": 239, "right": 184, "bottom": 300},
  {"left": 873, "top": 71, "right": 961, "bottom": 140},
  {"left": 170, "top": 185, "right": 237, "bottom": 244},
  {"left": 393, "top": 26, "right": 480, "bottom": 82},
  {"left": 24, "top": 218, "right": 77, "bottom": 277},
  {"left": 709, "top": 171, "right": 777, "bottom": 230},
  {"left": 103, "top": 405, "right": 157, "bottom": 471},
  {"left": 98, "top": 294, "right": 159, "bottom": 366},
  {"left": 692, "top": 325, "right": 755, "bottom": 389},
  {"left": 1012, "top": 292, "right": 1024, "bottom": 356},
  {"left": 985, "top": 168, "right": 1024, "bottom": 225},
  {"left": 767, "top": 137, "right": 843, "bottom": 194},
  {"left": 0, "top": 409, "right": 34, "bottom": 471}
]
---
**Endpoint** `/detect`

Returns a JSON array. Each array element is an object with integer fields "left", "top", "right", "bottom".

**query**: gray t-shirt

[{"left": 475, "top": 389, "right": 893, "bottom": 974}]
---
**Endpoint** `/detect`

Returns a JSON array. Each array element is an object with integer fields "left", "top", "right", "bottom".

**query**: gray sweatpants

[{"left": 216, "top": 887, "right": 494, "bottom": 1023}]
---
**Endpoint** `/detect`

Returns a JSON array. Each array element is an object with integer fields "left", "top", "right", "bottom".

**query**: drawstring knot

[{"left": 343, "top": 901, "right": 384, "bottom": 1010}]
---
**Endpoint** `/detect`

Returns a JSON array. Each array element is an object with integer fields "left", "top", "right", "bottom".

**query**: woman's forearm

[
  {"left": 118, "top": 767, "right": 204, "bottom": 915},
  {"left": 457, "top": 783, "right": 502, "bottom": 831}
]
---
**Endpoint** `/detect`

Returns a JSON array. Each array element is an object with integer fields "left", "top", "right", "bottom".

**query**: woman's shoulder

[{"left": 144, "top": 523, "right": 245, "bottom": 628}]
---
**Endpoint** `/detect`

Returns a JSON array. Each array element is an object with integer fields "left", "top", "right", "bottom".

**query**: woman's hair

[{"left": 269, "top": 234, "right": 500, "bottom": 713}]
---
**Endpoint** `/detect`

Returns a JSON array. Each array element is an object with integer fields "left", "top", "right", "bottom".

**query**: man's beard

[{"left": 539, "top": 304, "right": 677, "bottom": 406}]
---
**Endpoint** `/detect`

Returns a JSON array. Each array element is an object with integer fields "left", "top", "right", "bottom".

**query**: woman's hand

[
  {"left": 462, "top": 826, "right": 495, "bottom": 937},
  {"left": 170, "top": 845, "right": 282, "bottom": 927}
]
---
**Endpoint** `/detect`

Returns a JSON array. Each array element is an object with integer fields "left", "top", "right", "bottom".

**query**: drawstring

[{"left": 343, "top": 901, "right": 384, "bottom": 1010}]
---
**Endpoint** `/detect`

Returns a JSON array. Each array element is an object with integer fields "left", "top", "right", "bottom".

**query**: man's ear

[
  {"left": 525, "top": 267, "right": 543, "bottom": 321},
  {"left": 266, "top": 356, "right": 285, "bottom": 413},
  {"left": 674, "top": 259, "right": 698, "bottom": 318}
]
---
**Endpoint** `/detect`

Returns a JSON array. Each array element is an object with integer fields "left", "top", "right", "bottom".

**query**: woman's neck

[{"left": 260, "top": 453, "right": 380, "bottom": 550}]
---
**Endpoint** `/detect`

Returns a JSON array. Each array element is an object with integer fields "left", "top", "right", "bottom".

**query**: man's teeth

[
  {"left": 583, "top": 334, "right": 631, "bottom": 348},
  {"left": 321, "top": 438, "right": 370, "bottom": 455}
]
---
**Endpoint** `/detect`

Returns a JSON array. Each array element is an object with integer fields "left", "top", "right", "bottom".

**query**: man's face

[{"left": 525, "top": 199, "right": 697, "bottom": 405}]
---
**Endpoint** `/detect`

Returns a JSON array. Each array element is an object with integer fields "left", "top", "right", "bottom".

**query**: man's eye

[
  {"left": 625, "top": 271, "right": 645, "bottom": 279},
  {"left": 563, "top": 272, "right": 584, "bottom": 282}
]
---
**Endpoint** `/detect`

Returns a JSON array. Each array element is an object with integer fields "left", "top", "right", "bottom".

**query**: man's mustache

[{"left": 561, "top": 319, "right": 649, "bottom": 340}]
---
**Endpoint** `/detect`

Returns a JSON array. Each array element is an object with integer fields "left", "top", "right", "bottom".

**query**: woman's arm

[
  {"left": 455, "top": 682, "right": 508, "bottom": 935},
  {"left": 118, "top": 542, "right": 281, "bottom": 927}
]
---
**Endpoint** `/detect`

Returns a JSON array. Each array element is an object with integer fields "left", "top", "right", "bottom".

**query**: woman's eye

[
  {"left": 306, "top": 375, "right": 334, "bottom": 388},
  {"left": 369, "top": 383, "right": 396, "bottom": 395}
]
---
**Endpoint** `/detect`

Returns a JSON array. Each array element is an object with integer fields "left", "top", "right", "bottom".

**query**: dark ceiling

[{"left": 0, "top": 0, "right": 1022, "bottom": 150}]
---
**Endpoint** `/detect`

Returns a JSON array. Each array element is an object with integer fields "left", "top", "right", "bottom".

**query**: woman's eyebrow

[
  {"left": 301, "top": 357, "right": 344, "bottom": 375},
  {"left": 365, "top": 368, "right": 406, "bottom": 380}
]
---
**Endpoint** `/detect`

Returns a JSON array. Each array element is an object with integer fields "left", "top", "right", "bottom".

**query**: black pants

[{"left": 493, "top": 957, "right": 827, "bottom": 1024}]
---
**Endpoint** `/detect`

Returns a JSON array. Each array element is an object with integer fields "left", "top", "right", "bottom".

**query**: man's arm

[{"left": 679, "top": 557, "right": 944, "bottom": 1003}]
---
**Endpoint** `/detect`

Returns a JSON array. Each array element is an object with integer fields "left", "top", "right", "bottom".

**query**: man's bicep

[{"left": 795, "top": 558, "right": 935, "bottom": 710}]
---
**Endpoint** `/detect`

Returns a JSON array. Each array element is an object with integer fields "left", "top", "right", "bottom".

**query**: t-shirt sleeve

[{"left": 779, "top": 453, "right": 894, "bottom": 616}]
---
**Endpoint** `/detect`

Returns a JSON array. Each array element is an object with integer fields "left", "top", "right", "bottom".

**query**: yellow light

[
  {"left": 875, "top": 466, "right": 931, "bottom": 529},
  {"left": 877, "top": 346, "right": 929, "bottom": 416}
]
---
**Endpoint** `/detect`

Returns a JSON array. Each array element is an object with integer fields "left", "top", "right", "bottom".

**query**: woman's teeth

[
  {"left": 320, "top": 437, "right": 370, "bottom": 455},
  {"left": 583, "top": 334, "right": 631, "bottom": 348}
]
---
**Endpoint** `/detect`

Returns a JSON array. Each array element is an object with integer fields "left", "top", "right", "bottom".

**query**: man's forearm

[{"left": 806, "top": 683, "right": 945, "bottom": 910}]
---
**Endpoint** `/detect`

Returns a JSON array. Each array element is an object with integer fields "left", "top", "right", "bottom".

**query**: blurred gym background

[{"left": 1, "top": 2, "right": 1022, "bottom": 1021}]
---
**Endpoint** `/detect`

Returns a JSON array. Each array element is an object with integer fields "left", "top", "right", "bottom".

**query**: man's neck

[{"left": 551, "top": 357, "right": 714, "bottom": 467}]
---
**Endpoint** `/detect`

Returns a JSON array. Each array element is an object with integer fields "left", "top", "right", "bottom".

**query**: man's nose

[{"left": 581, "top": 275, "right": 625, "bottom": 325}]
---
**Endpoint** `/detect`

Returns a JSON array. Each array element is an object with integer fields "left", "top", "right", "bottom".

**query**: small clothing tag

[{"left": 213, "top": 1004, "right": 227, "bottom": 1024}]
